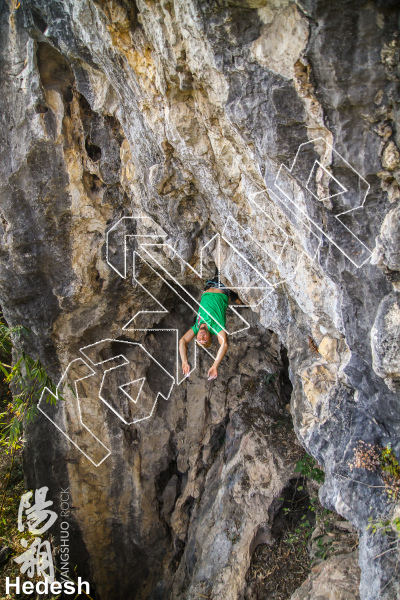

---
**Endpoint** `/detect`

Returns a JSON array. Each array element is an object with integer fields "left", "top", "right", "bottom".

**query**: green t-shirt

[{"left": 191, "top": 292, "right": 229, "bottom": 336}]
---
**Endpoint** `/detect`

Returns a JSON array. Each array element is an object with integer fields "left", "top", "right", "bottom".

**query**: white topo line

[{"left": 41, "top": 138, "right": 372, "bottom": 464}]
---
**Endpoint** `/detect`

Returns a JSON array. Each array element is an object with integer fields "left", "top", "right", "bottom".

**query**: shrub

[
  {"left": 349, "top": 441, "right": 400, "bottom": 501},
  {"left": 0, "top": 312, "right": 58, "bottom": 450},
  {"left": 295, "top": 454, "right": 325, "bottom": 484}
]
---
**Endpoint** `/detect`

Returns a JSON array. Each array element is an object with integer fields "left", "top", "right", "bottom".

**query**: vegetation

[
  {"left": 294, "top": 453, "right": 325, "bottom": 485},
  {"left": 366, "top": 508, "right": 400, "bottom": 566},
  {"left": 262, "top": 372, "right": 278, "bottom": 386},
  {"left": 0, "top": 449, "right": 38, "bottom": 599},
  {"left": 283, "top": 454, "right": 334, "bottom": 563},
  {"left": 0, "top": 312, "right": 59, "bottom": 452},
  {"left": 245, "top": 429, "right": 358, "bottom": 600},
  {"left": 350, "top": 440, "right": 400, "bottom": 501},
  {"left": 367, "top": 513, "right": 400, "bottom": 536},
  {"left": 0, "top": 311, "right": 59, "bottom": 598}
]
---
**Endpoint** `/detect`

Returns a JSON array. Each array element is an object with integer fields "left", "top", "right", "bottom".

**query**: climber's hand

[
  {"left": 208, "top": 366, "right": 218, "bottom": 380},
  {"left": 182, "top": 361, "right": 190, "bottom": 377}
]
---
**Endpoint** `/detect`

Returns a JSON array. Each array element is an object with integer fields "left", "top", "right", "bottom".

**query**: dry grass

[{"left": 245, "top": 535, "right": 311, "bottom": 600}]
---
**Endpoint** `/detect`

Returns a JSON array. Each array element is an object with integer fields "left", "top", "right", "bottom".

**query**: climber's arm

[
  {"left": 208, "top": 330, "right": 228, "bottom": 380},
  {"left": 179, "top": 328, "right": 195, "bottom": 376}
]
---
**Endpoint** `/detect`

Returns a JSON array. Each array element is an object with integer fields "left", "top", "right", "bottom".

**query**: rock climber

[{"left": 179, "top": 274, "right": 242, "bottom": 380}]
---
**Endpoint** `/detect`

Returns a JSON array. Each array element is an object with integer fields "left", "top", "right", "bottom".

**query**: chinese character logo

[{"left": 14, "top": 487, "right": 57, "bottom": 582}]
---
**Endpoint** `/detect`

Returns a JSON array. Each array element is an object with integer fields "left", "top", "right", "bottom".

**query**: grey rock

[
  {"left": 291, "top": 551, "right": 361, "bottom": 600},
  {"left": 371, "top": 292, "right": 400, "bottom": 391},
  {"left": 372, "top": 203, "right": 400, "bottom": 286}
]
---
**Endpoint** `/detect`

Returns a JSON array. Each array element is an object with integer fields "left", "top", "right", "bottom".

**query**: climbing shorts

[{"left": 204, "top": 277, "right": 231, "bottom": 299}]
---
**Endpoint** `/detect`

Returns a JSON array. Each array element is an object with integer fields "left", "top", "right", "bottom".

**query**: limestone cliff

[{"left": 0, "top": 0, "right": 399, "bottom": 599}]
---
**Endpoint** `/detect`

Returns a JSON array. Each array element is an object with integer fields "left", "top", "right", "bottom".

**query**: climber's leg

[{"left": 229, "top": 289, "right": 240, "bottom": 304}]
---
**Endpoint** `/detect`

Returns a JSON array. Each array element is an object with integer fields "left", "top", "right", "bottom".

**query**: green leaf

[
  {"left": 0, "top": 363, "right": 10, "bottom": 377},
  {"left": 68, "top": 383, "right": 77, "bottom": 398}
]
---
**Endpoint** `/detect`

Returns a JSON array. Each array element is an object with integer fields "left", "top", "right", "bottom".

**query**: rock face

[
  {"left": 371, "top": 292, "right": 400, "bottom": 392},
  {"left": 0, "top": 1, "right": 399, "bottom": 599},
  {"left": 291, "top": 551, "right": 361, "bottom": 600}
]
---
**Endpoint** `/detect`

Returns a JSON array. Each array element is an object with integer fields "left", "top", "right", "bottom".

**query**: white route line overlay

[
  {"left": 39, "top": 138, "right": 372, "bottom": 465},
  {"left": 124, "top": 239, "right": 263, "bottom": 384},
  {"left": 106, "top": 215, "right": 168, "bottom": 279},
  {"left": 37, "top": 339, "right": 174, "bottom": 467},
  {"left": 273, "top": 137, "right": 371, "bottom": 268},
  {"left": 37, "top": 358, "right": 111, "bottom": 468},
  {"left": 80, "top": 339, "right": 174, "bottom": 425},
  {"left": 248, "top": 187, "right": 322, "bottom": 265}
]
